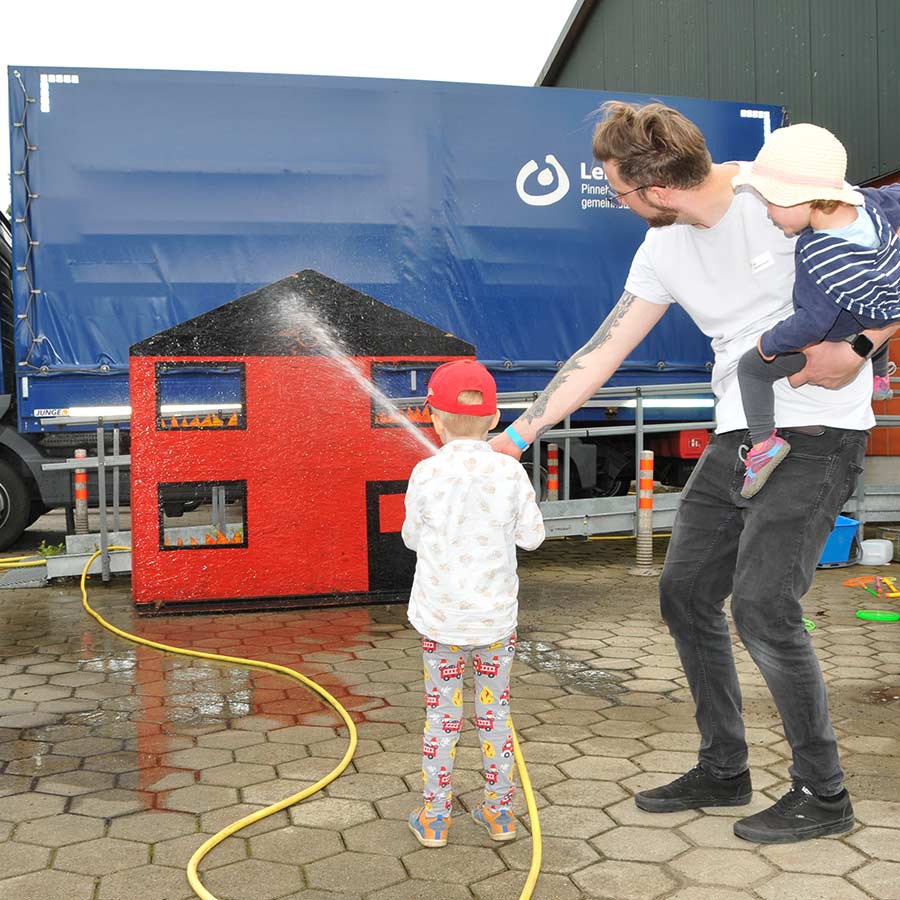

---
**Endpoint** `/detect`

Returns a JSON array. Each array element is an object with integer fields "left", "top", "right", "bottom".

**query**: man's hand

[
  {"left": 489, "top": 431, "right": 524, "bottom": 460},
  {"left": 788, "top": 340, "right": 866, "bottom": 389}
]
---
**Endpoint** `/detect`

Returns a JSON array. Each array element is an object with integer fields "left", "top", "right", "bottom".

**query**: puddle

[
  {"left": 516, "top": 638, "right": 626, "bottom": 702},
  {"left": 868, "top": 686, "right": 900, "bottom": 704}
]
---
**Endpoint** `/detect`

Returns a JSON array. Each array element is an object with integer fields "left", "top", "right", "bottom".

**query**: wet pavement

[{"left": 1, "top": 519, "right": 899, "bottom": 899}]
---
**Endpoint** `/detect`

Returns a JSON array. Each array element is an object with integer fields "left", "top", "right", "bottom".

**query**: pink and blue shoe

[
  {"left": 873, "top": 362, "right": 896, "bottom": 401},
  {"left": 472, "top": 802, "right": 517, "bottom": 842},
  {"left": 740, "top": 432, "right": 791, "bottom": 499},
  {"left": 408, "top": 808, "right": 450, "bottom": 848}
]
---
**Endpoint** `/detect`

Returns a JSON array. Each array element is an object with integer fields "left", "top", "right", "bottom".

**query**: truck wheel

[
  {"left": 593, "top": 472, "right": 631, "bottom": 498},
  {"left": 0, "top": 458, "right": 31, "bottom": 551},
  {"left": 26, "top": 499, "right": 49, "bottom": 528}
]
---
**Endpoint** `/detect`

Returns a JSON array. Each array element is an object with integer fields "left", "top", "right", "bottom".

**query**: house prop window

[
  {"left": 159, "top": 481, "right": 248, "bottom": 550},
  {"left": 369, "top": 361, "right": 439, "bottom": 428},
  {"left": 156, "top": 362, "right": 246, "bottom": 430}
]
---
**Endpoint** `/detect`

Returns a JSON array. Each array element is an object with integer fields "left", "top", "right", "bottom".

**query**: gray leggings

[{"left": 738, "top": 343, "right": 888, "bottom": 445}]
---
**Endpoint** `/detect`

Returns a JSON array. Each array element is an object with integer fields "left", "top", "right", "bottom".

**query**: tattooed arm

[{"left": 490, "top": 291, "right": 668, "bottom": 459}]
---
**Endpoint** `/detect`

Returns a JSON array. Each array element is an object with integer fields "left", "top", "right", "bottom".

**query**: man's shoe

[
  {"left": 635, "top": 765, "right": 752, "bottom": 812},
  {"left": 733, "top": 782, "right": 854, "bottom": 844}
]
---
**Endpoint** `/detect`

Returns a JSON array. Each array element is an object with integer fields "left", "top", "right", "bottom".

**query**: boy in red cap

[{"left": 403, "top": 359, "right": 545, "bottom": 848}]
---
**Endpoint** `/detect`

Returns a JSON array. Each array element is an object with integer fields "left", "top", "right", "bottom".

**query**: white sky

[{"left": 3, "top": 0, "right": 576, "bottom": 201}]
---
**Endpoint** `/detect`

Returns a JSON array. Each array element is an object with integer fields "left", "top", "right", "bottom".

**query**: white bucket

[{"left": 860, "top": 539, "right": 894, "bottom": 566}]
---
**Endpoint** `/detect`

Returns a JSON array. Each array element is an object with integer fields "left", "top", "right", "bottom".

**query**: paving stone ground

[{"left": 1, "top": 518, "right": 899, "bottom": 899}]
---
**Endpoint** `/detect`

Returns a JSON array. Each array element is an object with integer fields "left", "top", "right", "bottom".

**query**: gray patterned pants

[{"left": 419, "top": 633, "right": 517, "bottom": 815}]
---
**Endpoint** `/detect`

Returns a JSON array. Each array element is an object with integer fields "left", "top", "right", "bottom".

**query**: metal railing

[{"left": 393, "top": 380, "right": 900, "bottom": 537}]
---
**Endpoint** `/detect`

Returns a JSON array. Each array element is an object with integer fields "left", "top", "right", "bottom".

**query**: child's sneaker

[
  {"left": 873, "top": 375, "right": 893, "bottom": 400},
  {"left": 873, "top": 362, "right": 896, "bottom": 401},
  {"left": 472, "top": 802, "right": 516, "bottom": 842},
  {"left": 740, "top": 433, "right": 791, "bottom": 499},
  {"left": 408, "top": 808, "right": 450, "bottom": 848}
]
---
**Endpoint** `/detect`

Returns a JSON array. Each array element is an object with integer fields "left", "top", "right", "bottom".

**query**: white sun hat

[{"left": 732, "top": 123, "right": 863, "bottom": 207}]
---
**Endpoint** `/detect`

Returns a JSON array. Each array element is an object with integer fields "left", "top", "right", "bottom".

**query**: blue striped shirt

[{"left": 760, "top": 185, "right": 900, "bottom": 357}]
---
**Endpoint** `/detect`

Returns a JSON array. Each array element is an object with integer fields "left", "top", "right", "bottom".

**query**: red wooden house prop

[{"left": 129, "top": 270, "right": 473, "bottom": 611}]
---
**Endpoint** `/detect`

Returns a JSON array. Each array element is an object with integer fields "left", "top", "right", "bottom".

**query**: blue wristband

[{"left": 504, "top": 424, "right": 530, "bottom": 451}]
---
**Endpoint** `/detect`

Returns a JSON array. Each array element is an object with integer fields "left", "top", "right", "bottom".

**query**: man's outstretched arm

[{"left": 491, "top": 291, "right": 668, "bottom": 458}]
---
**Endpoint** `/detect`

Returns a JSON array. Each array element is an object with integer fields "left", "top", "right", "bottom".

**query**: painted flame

[
  {"left": 373, "top": 405, "right": 433, "bottom": 427},
  {"left": 159, "top": 412, "right": 240, "bottom": 429}
]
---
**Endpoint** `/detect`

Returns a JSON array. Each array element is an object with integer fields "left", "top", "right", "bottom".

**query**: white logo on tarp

[{"left": 516, "top": 154, "right": 570, "bottom": 206}]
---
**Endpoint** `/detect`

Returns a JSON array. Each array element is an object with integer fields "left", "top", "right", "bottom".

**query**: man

[{"left": 492, "top": 102, "right": 896, "bottom": 843}]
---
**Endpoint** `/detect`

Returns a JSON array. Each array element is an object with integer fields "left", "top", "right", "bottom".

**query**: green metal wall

[{"left": 547, "top": 0, "right": 900, "bottom": 183}]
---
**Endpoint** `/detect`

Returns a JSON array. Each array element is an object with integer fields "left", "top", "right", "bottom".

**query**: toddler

[
  {"left": 402, "top": 359, "right": 544, "bottom": 847},
  {"left": 734, "top": 123, "right": 900, "bottom": 498}
]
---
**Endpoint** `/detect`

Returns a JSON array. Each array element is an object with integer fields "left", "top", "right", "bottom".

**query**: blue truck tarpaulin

[{"left": 8, "top": 66, "right": 784, "bottom": 430}]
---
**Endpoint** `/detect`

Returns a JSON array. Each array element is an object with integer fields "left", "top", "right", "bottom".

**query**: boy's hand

[
  {"left": 788, "top": 340, "right": 865, "bottom": 389},
  {"left": 489, "top": 432, "right": 524, "bottom": 460}
]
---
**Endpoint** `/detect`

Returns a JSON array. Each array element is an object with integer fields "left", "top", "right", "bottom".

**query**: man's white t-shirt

[{"left": 624, "top": 164, "right": 875, "bottom": 434}]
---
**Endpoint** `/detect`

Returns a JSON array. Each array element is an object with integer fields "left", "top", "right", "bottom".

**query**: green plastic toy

[{"left": 856, "top": 609, "right": 900, "bottom": 622}]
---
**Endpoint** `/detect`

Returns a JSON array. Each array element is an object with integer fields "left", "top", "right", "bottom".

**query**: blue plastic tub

[{"left": 818, "top": 515, "right": 860, "bottom": 567}]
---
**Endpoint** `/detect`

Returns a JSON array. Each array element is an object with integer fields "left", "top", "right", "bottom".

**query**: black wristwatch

[{"left": 844, "top": 333, "right": 875, "bottom": 359}]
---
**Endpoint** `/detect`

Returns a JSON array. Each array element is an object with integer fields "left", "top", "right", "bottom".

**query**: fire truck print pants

[{"left": 419, "top": 633, "right": 516, "bottom": 815}]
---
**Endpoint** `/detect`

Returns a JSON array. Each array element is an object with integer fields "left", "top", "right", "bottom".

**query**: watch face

[{"left": 853, "top": 335, "right": 875, "bottom": 357}]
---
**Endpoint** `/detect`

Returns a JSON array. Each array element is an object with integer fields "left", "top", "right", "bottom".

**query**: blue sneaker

[
  {"left": 740, "top": 433, "right": 790, "bottom": 499},
  {"left": 472, "top": 802, "right": 517, "bottom": 842},
  {"left": 408, "top": 807, "right": 450, "bottom": 848}
]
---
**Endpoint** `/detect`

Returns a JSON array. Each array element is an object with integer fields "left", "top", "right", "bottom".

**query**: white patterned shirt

[{"left": 402, "top": 439, "right": 545, "bottom": 645}]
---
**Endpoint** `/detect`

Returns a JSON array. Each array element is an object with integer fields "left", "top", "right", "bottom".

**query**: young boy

[
  {"left": 733, "top": 123, "right": 900, "bottom": 498},
  {"left": 402, "top": 359, "right": 544, "bottom": 848}
]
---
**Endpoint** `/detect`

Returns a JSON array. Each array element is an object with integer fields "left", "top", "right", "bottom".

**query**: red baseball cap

[{"left": 426, "top": 359, "right": 497, "bottom": 415}]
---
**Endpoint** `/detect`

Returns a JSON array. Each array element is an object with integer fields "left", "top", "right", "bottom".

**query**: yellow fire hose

[
  {"left": 0, "top": 557, "right": 47, "bottom": 568},
  {"left": 79, "top": 547, "right": 542, "bottom": 899}
]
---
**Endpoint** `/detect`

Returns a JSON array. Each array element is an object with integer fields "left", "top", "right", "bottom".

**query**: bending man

[{"left": 492, "top": 102, "right": 894, "bottom": 843}]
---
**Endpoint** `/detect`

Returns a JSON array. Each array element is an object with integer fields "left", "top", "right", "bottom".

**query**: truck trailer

[{"left": 2, "top": 65, "right": 784, "bottom": 549}]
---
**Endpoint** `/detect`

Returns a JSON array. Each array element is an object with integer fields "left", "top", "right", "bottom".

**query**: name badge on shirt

[{"left": 750, "top": 250, "right": 775, "bottom": 274}]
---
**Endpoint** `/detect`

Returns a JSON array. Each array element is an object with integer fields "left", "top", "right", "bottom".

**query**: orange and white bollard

[
  {"left": 630, "top": 450, "right": 660, "bottom": 576},
  {"left": 74, "top": 448, "right": 89, "bottom": 534},
  {"left": 547, "top": 443, "right": 559, "bottom": 501}
]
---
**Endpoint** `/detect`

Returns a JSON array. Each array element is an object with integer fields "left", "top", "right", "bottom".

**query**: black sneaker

[
  {"left": 733, "top": 782, "right": 854, "bottom": 844},
  {"left": 635, "top": 765, "right": 752, "bottom": 812}
]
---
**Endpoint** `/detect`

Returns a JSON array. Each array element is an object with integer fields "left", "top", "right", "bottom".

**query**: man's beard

[{"left": 644, "top": 200, "right": 679, "bottom": 228}]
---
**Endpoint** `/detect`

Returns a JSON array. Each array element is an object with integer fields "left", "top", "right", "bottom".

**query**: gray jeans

[{"left": 659, "top": 427, "right": 867, "bottom": 796}]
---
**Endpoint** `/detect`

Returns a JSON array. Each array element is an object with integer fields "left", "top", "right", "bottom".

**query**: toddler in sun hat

[
  {"left": 402, "top": 358, "right": 544, "bottom": 847},
  {"left": 731, "top": 123, "right": 900, "bottom": 499}
]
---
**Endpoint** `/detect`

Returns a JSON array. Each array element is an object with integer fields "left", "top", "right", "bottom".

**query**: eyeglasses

[{"left": 609, "top": 183, "right": 654, "bottom": 203}]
